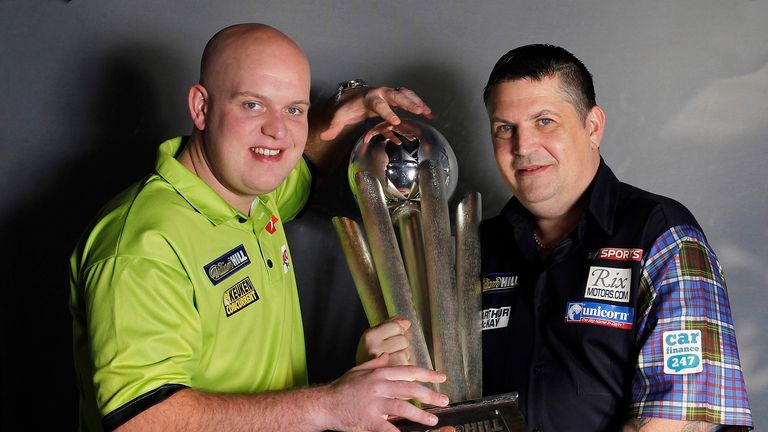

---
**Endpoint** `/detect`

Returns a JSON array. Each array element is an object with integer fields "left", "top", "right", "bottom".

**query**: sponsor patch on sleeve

[
  {"left": 584, "top": 266, "right": 631, "bottom": 303},
  {"left": 482, "top": 273, "right": 519, "bottom": 292},
  {"left": 204, "top": 244, "right": 250, "bottom": 285},
  {"left": 565, "top": 301, "right": 633, "bottom": 329},
  {"left": 663, "top": 330, "right": 703, "bottom": 375},
  {"left": 481, "top": 306, "right": 511, "bottom": 330},
  {"left": 223, "top": 277, "right": 259, "bottom": 317}
]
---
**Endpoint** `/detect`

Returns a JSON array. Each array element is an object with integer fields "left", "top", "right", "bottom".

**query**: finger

[
  {"left": 379, "top": 335, "right": 410, "bottom": 355},
  {"left": 374, "top": 365, "right": 447, "bottom": 384},
  {"left": 392, "top": 318, "right": 412, "bottom": 332},
  {"left": 380, "top": 398, "right": 440, "bottom": 427},
  {"left": 380, "top": 380, "right": 449, "bottom": 407},
  {"left": 385, "top": 347, "right": 413, "bottom": 366},
  {"left": 378, "top": 319, "right": 410, "bottom": 338},
  {"left": 369, "top": 96, "right": 401, "bottom": 125},
  {"left": 365, "top": 417, "right": 401, "bottom": 432},
  {"left": 390, "top": 87, "right": 433, "bottom": 119},
  {"left": 353, "top": 352, "right": 391, "bottom": 371}
]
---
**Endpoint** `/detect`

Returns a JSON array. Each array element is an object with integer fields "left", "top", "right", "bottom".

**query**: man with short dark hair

[
  {"left": 70, "top": 23, "right": 449, "bottom": 432},
  {"left": 480, "top": 44, "right": 753, "bottom": 431}
]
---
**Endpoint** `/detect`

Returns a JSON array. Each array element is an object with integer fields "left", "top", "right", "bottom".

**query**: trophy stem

[
  {"left": 455, "top": 192, "right": 483, "bottom": 400},
  {"left": 332, "top": 216, "right": 388, "bottom": 326},
  {"left": 418, "top": 160, "right": 468, "bottom": 402},
  {"left": 392, "top": 203, "right": 433, "bottom": 359},
  {"left": 354, "top": 172, "right": 434, "bottom": 372}
]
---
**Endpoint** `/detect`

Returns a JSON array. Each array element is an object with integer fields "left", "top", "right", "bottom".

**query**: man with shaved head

[{"left": 70, "top": 23, "right": 447, "bottom": 432}]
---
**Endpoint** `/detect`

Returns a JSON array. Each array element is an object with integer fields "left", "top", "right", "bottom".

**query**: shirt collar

[
  {"left": 154, "top": 136, "right": 253, "bottom": 226},
  {"left": 584, "top": 157, "right": 622, "bottom": 236}
]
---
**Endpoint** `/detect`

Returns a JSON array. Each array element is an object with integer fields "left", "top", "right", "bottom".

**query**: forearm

[
  {"left": 117, "top": 386, "right": 336, "bottom": 432},
  {"left": 622, "top": 418, "right": 744, "bottom": 432}
]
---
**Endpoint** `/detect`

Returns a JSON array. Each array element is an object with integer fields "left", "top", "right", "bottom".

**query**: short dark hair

[{"left": 483, "top": 44, "right": 596, "bottom": 120}]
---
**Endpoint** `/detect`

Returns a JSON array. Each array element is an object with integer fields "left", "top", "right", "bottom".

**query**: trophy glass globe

[{"left": 348, "top": 119, "right": 458, "bottom": 209}]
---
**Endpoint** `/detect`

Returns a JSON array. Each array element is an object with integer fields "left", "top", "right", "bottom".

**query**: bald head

[{"left": 199, "top": 23, "right": 309, "bottom": 90}]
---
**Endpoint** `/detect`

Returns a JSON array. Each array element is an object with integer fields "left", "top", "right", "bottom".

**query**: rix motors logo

[
  {"left": 204, "top": 245, "right": 251, "bottom": 285},
  {"left": 584, "top": 266, "right": 631, "bottom": 303}
]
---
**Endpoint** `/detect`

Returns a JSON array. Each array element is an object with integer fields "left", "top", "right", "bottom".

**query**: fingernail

[
  {"left": 441, "top": 395, "right": 449, "bottom": 405},
  {"left": 428, "top": 414, "right": 438, "bottom": 425}
]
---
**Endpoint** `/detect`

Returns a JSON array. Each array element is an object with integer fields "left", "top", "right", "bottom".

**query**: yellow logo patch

[{"left": 223, "top": 277, "right": 259, "bottom": 317}]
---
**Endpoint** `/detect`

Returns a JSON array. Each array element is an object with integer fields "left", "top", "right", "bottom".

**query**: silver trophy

[{"left": 333, "top": 119, "right": 483, "bottom": 403}]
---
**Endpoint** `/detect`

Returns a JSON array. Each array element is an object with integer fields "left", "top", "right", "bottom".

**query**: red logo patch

[
  {"left": 597, "top": 248, "right": 643, "bottom": 261},
  {"left": 265, "top": 215, "right": 278, "bottom": 234}
]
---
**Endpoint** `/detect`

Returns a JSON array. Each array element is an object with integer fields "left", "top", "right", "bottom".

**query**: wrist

[{"left": 334, "top": 79, "right": 368, "bottom": 105}]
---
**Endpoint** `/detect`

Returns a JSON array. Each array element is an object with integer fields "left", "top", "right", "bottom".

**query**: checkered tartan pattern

[{"left": 629, "top": 225, "right": 752, "bottom": 428}]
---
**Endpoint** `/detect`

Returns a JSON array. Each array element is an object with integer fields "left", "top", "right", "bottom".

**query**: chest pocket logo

[
  {"left": 584, "top": 266, "right": 631, "bottom": 303},
  {"left": 223, "top": 277, "right": 260, "bottom": 317},
  {"left": 204, "top": 244, "right": 251, "bottom": 285}
]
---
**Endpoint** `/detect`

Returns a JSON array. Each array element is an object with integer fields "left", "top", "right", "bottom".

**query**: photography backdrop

[{"left": 1, "top": 1, "right": 765, "bottom": 429}]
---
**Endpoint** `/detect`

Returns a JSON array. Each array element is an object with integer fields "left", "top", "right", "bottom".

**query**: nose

[
  {"left": 261, "top": 111, "right": 287, "bottom": 140},
  {"left": 512, "top": 126, "right": 536, "bottom": 156}
]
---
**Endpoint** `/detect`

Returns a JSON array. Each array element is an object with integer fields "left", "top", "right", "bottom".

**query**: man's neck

[{"left": 531, "top": 198, "right": 586, "bottom": 249}]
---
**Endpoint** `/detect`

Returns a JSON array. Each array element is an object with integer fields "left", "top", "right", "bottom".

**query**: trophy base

[{"left": 390, "top": 392, "right": 527, "bottom": 432}]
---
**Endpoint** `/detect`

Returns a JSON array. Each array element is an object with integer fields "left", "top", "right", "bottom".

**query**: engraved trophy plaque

[{"left": 390, "top": 392, "right": 527, "bottom": 432}]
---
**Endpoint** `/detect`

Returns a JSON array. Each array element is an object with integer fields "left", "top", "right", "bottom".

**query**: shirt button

[
  {"left": 267, "top": 259, "right": 273, "bottom": 268},
  {"left": 238, "top": 216, "right": 247, "bottom": 223},
  {"left": 533, "top": 365, "right": 543, "bottom": 375}
]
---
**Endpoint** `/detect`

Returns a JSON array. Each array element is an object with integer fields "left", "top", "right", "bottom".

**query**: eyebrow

[
  {"left": 232, "top": 91, "right": 310, "bottom": 107},
  {"left": 491, "top": 109, "right": 560, "bottom": 124}
]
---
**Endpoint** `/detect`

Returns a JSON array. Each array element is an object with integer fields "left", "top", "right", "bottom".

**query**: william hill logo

[
  {"left": 482, "top": 273, "right": 519, "bottom": 292},
  {"left": 204, "top": 245, "right": 250, "bottom": 285}
]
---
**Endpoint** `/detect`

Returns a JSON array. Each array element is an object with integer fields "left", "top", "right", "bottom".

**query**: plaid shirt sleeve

[{"left": 629, "top": 225, "right": 753, "bottom": 428}]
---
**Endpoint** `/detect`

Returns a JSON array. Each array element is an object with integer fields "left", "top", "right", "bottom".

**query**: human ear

[
  {"left": 586, "top": 105, "right": 605, "bottom": 150},
  {"left": 188, "top": 84, "right": 208, "bottom": 131}
]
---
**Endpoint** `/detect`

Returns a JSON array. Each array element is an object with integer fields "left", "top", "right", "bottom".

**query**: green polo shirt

[{"left": 70, "top": 137, "right": 312, "bottom": 431}]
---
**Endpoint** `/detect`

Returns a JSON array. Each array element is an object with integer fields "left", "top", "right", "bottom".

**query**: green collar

[{"left": 154, "top": 136, "right": 273, "bottom": 228}]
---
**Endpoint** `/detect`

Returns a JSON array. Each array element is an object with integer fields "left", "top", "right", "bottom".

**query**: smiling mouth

[
  {"left": 250, "top": 147, "right": 281, "bottom": 156},
  {"left": 516, "top": 165, "right": 549, "bottom": 176}
]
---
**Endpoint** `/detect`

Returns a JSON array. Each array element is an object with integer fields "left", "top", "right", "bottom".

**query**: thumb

[
  {"left": 318, "top": 122, "right": 344, "bottom": 141},
  {"left": 354, "top": 352, "right": 390, "bottom": 371}
]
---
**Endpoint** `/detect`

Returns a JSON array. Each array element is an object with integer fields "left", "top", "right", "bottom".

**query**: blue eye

[
  {"left": 244, "top": 101, "right": 262, "bottom": 110},
  {"left": 286, "top": 107, "right": 304, "bottom": 116},
  {"left": 538, "top": 118, "right": 553, "bottom": 126},
  {"left": 495, "top": 124, "right": 514, "bottom": 138}
]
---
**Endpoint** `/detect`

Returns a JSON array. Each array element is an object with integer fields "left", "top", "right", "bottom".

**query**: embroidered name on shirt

[
  {"left": 597, "top": 247, "right": 643, "bottom": 261},
  {"left": 482, "top": 273, "right": 519, "bottom": 292},
  {"left": 265, "top": 215, "right": 279, "bottom": 234},
  {"left": 223, "top": 277, "right": 259, "bottom": 317},
  {"left": 565, "top": 301, "right": 634, "bottom": 329},
  {"left": 584, "top": 266, "right": 631, "bottom": 303},
  {"left": 482, "top": 307, "right": 511, "bottom": 330},
  {"left": 204, "top": 244, "right": 251, "bottom": 285},
  {"left": 663, "top": 330, "right": 703, "bottom": 375}
]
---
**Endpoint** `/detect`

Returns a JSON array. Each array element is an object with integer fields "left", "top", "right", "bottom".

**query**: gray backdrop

[{"left": 1, "top": 1, "right": 765, "bottom": 429}]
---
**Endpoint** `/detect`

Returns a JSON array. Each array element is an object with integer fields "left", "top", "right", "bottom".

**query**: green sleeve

[{"left": 80, "top": 255, "right": 201, "bottom": 416}]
